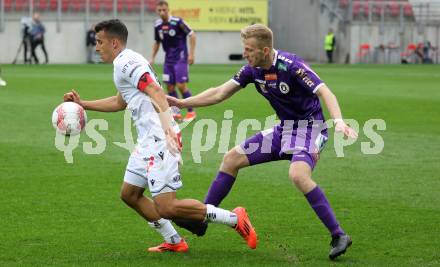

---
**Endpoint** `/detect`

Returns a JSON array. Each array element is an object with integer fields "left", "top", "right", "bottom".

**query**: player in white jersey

[
  {"left": 0, "top": 67, "right": 6, "bottom": 86},
  {"left": 63, "top": 19, "right": 257, "bottom": 252}
]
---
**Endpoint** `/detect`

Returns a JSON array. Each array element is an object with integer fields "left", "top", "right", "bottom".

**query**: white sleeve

[{"left": 117, "top": 58, "right": 151, "bottom": 87}]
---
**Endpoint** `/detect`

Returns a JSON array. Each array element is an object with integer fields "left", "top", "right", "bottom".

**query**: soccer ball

[{"left": 52, "top": 102, "right": 87, "bottom": 136}]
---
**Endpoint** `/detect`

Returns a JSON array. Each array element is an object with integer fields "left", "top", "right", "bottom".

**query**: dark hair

[
  {"left": 95, "top": 19, "right": 128, "bottom": 44},
  {"left": 157, "top": 0, "right": 168, "bottom": 6}
]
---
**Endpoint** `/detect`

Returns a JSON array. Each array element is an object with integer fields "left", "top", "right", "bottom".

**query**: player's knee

[
  {"left": 222, "top": 148, "right": 245, "bottom": 170},
  {"left": 176, "top": 83, "right": 186, "bottom": 92},
  {"left": 289, "top": 171, "right": 308, "bottom": 187}
]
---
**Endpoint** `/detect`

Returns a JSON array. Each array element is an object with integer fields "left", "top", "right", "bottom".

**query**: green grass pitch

[{"left": 0, "top": 63, "right": 439, "bottom": 266}]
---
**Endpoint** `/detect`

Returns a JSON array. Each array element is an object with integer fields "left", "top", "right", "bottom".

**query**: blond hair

[{"left": 240, "top": 24, "right": 273, "bottom": 49}]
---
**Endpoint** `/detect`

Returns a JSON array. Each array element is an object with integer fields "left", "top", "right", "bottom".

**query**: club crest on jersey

[
  {"left": 279, "top": 82, "right": 290, "bottom": 94},
  {"left": 169, "top": 29, "right": 176, "bottom": 36},
  {"left": 264, "top": 73, "right": 277, "bottom": 81}
]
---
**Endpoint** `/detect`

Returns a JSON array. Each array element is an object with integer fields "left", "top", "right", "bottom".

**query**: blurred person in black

[
  {"left": 30, "top": 13, "right": 49, "bottom": 64},
  {"left": 21, "top": 17, "right": 32, "bottom": 64},
  {"left": 86, "top": 25, "right": 97, "bottom": 63}
]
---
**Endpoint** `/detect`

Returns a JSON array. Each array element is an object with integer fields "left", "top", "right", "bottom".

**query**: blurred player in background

[
  {"left": 168, "top": 24, "right": 357, "bottom": 260},
  {"left": 63, "top": 19, "right": 257, "bottom": 252},
  {"left": 30, "top": 13, "right": 49, "bottom": 64},
  {"left": 0, "top": 67, "right": 6, "bottom": 86},
  {"left": 150, "top": 0, "right": 197, "bottom": 122}
]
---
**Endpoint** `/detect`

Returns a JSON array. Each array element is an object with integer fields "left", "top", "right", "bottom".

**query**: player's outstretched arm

[
  {"left": 316, "top": 85, "right": 358, "bottom": 139},
  {"left": 167, "top": 80, "right": 241, "bottom": 109},
  {"left": 63, "top": 90, "right": 127, "bottom": 112}
]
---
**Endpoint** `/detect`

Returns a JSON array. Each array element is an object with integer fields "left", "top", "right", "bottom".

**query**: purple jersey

[
  {"left": 154, "top": 16, "right": 193, "bottom": 64},
  {"left": 232, "top": 50, "right": 324, "bottom": 122}
]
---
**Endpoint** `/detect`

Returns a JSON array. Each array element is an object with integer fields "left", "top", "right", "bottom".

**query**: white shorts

[{"left": 124, "top": 140, "right": 182, "bottom": 197}]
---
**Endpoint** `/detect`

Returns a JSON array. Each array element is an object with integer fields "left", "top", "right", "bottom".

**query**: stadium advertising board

[{"left": 168, "top": 0, "right": 268, "bottom": 31}]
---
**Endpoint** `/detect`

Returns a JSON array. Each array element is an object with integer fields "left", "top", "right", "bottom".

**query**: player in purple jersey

[
  {"left": 150, "top": 0, "right": 197, "bottom": 123},
  {"left": 168, "top": 24, "right": 358, "bottom": 260}
]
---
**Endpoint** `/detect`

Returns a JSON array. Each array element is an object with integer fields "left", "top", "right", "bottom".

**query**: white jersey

[{"left": 113, "top": 48, "right": 166, "bottom": 145}]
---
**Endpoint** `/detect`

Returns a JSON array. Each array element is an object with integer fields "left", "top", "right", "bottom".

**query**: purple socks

[
  {"left": 168, "top": 91, "right": 178, "bottom": 98},
  {"left": 182, "top": 91, "right": 193, "bottom": 112},
  {"left": 204, "top": 171, "right": 236, "bottom": 206},
  {"left": 305, "top": 186, "right": 345, "bottom": 237}
]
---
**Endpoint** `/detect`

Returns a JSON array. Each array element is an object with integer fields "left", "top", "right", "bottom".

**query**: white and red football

[{"left": 51, "top": 102, "right": 87, "bottom": 136}]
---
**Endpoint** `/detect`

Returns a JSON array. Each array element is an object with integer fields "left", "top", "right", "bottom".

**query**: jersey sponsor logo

[
  {"left": 268, "top": 82, "right": 277, "bottom": 89},
  {"left": 122, "top": 60, "right": 138, "bottom": 74},
  {"left": 295, "top": 68, "right": 315, "bottom": 88},
  {"left": 279, "top": 82, "right": 290, "bottom": 94},
  {"left": 158, "top": 151, "right": 164, "bottom": 160},
  {"left": 129, "top": 64, "right": 142, "bottom": 78},
  {"left": 169, "top": 29, "right": 176, "bottom": 36},
  {"left": 277, "top": 55, "right": 293, "bottom": 64},
  {"left": 277, "top": 62, "right": 288, "bottom": 71},
  {"left": 170, "top": 21, "right": 177, "bottom": 25},
  {"left": 162, "top": 25, "right": 169, "bottom": 30},
  {"left": 150, "top": 179, "right": 155, "bottom": 186},
  {"left": 264, "top": 73, "right": 277, "bottom": 81}
]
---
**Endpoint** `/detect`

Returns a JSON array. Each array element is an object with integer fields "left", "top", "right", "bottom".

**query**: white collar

[{"left": 272, "top": 49, "right": 278, "bottom": 66}]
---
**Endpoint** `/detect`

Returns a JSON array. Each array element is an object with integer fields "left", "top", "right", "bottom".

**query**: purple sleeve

[
  {"left": 178, "top": 19, "right": 192, "bottom": 35},
  {"left": 154, "top": 26, "right": 160, "bottom": 42},
  {"left": 291, "top": 58, "right": 324, "bottom": 94},
  {"left": 232, "top": 65, "right": 253, "bottom": 88}
]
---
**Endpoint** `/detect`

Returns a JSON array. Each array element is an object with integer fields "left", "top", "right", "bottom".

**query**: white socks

[
  {"left": 148, "top": 218, "right": 182, "bottom": 244},
  {"left": 205, "top": 204, "right": 238, "bottom": 227}
]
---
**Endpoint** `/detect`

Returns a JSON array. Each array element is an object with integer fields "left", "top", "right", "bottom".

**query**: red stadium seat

[
  {"left": 117, "top": 1, "right": 124, "bottom": 12},
  {"left": 352, "top": 1, "right": 361, "bottom": 17},
  {"left": 339, "top": 0, "right": 349, "bottom": 8},
  {"left": 4, "top": 0, "right": 13, "bottom": 11},
  {"left": 373, "top": 0, "right": 384, "bottom": 16},
  {"left": 125, "top": 1, "right": 133, "bottom": 13},
  {"left": 91, "top": 0, "right": 101, "bottom": 12},
  {"left": 71, "top": 0, "right": 85, "bottom": 12},
  {"left": 363, "top": 1, "right": 370, "bottom": 17},
  {"left": 103, "top": 0, "right": 113, "bottom": 12},
  {"left": 403, "top": 3, "right": 413, "bottom": 17},
  {"left": 15, "top": 0, "right": 29, "bottom": 11},
  {"left": 126, "top": 0, "right": 140, "bottom": 13},
  {"left": 49, "top": 0, "right": 57, "bottom": 10},
  {"left": 61, "top": 0, "right": 69, "bottom": 12},
  {"left": 357, "top": 43, "right": 371, "bottom": 63},
  {"left": 145, "top": 0, "right": 156, "bottom": 12},
  {"left": 37, "top": 0, "right": 49, "bottom": 11},
  {"left": 389, "top": 1, "right": 400, "bottom": 17},
  {"left": 132, "top": 0, "right": 140, "bottom": 11}
]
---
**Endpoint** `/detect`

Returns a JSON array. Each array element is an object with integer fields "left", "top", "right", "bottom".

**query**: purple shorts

[
  {"left": 163, "top": 61, "right": 189, "bottom": 85},
  {"left": 241, "top": 112, "right": 328, "bottom": 169}
]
